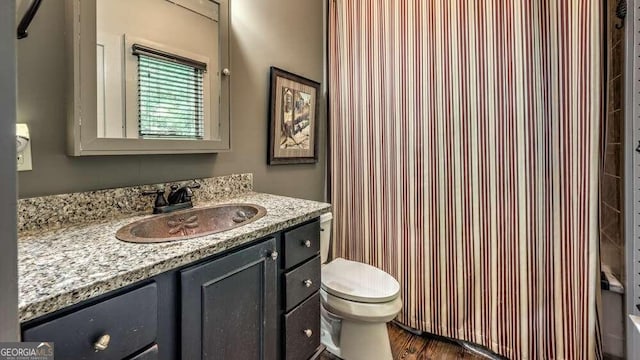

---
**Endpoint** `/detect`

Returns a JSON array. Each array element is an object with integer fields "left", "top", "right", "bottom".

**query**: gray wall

[
  {"left": 0, "top": 0, "right": 18, "bottom": 341},
  {"left": 17, "top": 0, "right": 325, "bottom": 201}
]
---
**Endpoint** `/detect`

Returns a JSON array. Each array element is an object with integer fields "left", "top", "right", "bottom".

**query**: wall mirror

[{"left": 66, "top": 0, "right": 230, "bottom": 156}]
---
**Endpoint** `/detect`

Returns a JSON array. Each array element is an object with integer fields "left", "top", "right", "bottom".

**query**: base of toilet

[{"left": 321, "top": 306, "right": 394, "bottom": 360}]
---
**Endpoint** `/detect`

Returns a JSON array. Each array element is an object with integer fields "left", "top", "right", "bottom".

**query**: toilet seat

[{"left": 321, "top": 258, "right": 400, "bottom": 303}]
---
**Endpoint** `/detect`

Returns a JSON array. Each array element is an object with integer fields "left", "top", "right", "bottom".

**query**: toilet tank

[{"left": 320, "top": 212, "right": 333, "bottom": 264}]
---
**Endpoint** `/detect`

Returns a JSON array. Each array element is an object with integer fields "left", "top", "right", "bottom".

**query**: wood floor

[{"left": 319, "top": 323, "right": 486, "bottom": 360}]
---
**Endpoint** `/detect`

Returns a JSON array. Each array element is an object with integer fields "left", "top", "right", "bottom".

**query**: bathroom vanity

[{"left": 17, "top": 180, "right": 330, "bottom": 360}]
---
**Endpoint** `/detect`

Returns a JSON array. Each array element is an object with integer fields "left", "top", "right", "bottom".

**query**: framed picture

[{"left": 268, "top": 67, "right": 320, "bottom": 165}]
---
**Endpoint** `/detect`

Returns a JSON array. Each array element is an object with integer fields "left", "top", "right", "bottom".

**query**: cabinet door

[{"left": 181, "top": 238, "right": 278, "bottom": 360}]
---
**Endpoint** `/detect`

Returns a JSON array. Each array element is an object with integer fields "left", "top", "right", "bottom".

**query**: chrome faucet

[{"left": 143, "top": 182, "right": 201, "bottom": 214}]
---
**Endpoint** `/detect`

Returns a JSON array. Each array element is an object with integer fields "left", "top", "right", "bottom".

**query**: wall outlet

[{"left": 17, "top": 123, "right": 32, "bottom": 172}]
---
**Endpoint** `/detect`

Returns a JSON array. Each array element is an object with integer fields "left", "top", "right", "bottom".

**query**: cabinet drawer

[
  {"left": 285, "top": 256, "right": 321, "bottom": 311},
  {"left": 284, "top": 220, "right": 320, "bottom": 269},
  {"left": 129, "top": 344, "right": 158, "bottom": 360},
  {"left": 284, "top": 293, "right": 320, "bottom": 360},
  {"left": 23, "top": 283, "right": 158, "bottom": 360}
]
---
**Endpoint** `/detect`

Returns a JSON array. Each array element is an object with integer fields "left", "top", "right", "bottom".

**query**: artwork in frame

[{"left": 268, "top": 67, "right": 320, "bottom": 165}]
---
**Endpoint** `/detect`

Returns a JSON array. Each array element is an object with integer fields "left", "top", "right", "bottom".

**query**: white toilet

[{"left": 319, "top": 213, "right": 402, "bottom": 360}]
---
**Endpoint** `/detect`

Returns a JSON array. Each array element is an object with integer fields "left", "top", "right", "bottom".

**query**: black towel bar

[{"left": 17, "top": 0, "right": 43, "bottom": 40}]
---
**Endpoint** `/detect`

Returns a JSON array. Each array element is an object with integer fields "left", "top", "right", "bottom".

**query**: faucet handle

[
  {"left": 141, "top": 188, "right": 168, "bottom": 208},
  {"left": 183, "top": 181, "right": 200, "bottom": 201},
  {"left": 141, "top": 188, "right": 164, "bottom": 197}
]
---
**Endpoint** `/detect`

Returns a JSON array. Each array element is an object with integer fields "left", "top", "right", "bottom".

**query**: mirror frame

[{"left": 65, "top": 0, "right": 231, "bottom": 156}]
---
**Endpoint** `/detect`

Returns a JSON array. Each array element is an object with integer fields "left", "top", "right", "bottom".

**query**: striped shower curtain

[{"left": 328, "top": 1, "right": 602, "bottom": 359}]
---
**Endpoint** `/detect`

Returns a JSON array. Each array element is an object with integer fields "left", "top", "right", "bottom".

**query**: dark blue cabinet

[{"left": 22, "top": 219, "right": 322, "bottom": 360}]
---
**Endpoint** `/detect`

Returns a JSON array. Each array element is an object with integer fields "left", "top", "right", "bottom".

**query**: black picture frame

[{"left": 268, "top": 67, "right": 320, "bottom": 165}]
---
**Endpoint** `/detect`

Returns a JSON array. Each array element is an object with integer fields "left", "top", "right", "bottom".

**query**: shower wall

[
  {"left": 601, "top": 1, "right": 626, "bottom": 358},
  {"left": 602, "top": 0, "right": 625, "bottom": 282}
]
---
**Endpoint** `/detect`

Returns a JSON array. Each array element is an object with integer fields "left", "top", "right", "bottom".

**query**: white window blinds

[{"left": 134, "top": 44, "right": 206, "bottom": 140}]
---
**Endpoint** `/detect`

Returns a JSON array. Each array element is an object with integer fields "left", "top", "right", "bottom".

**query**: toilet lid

[{"left": 321, "top": 258, "right": 400, "bottom": 303}]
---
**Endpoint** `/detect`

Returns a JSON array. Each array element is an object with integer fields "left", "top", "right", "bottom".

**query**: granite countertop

[{"left": 19, "top": 192, "right": 331, "bottom": 323}]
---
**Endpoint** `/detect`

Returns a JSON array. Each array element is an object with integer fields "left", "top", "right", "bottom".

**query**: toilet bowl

[{"left": 319, "top": 213, "right": 402, "bottom": 360}]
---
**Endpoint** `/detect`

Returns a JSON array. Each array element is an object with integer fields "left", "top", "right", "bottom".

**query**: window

[{"left": 134, "top": 45, "right": 206, "bottom": 140}]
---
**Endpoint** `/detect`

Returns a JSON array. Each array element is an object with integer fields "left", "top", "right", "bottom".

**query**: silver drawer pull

[
  {"left": 303, "top": 329, "right": 313, "bottom": 338},
  {"left": 270, "top": 251, "right": 279, "bottom": 260},
  {"left": 303, "top": 240, "right": 312, "bottom": 248},
  {"left": 303, "top": 279, "right": 313, "bottom": 288},
  {"left": 94, "top": 334, "right": 111, "bottom": 351}
]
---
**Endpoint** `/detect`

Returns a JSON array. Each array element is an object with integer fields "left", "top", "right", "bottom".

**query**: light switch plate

[{"left": 17, "top": 123, "right": 32, "bottom": 171}]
